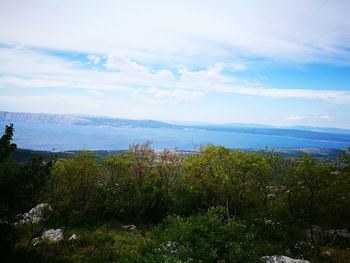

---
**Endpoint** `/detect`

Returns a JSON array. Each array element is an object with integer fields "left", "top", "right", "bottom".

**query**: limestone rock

[
  {"left": 262, "top": 255, "right": 310, "bottom": 263},
  {"left": 18, "top": 203, "right": 52, "bottom": 224},
  {"left": 122, "top": 224, "right": 137, "bottom": 231},
  {"left": 41, "top": 229, "right": 63, "bottom": 242},
  {"left": 68, "top": 234, "right": 77, "bottom": 240}
]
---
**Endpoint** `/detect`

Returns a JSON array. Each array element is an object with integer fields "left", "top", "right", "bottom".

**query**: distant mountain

[
  {"left": 292, "top": 125, "right": 350, "bottom": 135},
  {"left": 195, "top": 126, "right": 350, "bottom": 143},
  {"left": 0, "top": 111, "right": 174, "bottom": 128},
  {"left": 2, "top": 111, "right": 350, "bottom": 134},
  {"left": 1, "top": 111, "right": 350, "bottom": 151},
  {"left": 0, "top": 111, "right": 89, "bottom": 125}
]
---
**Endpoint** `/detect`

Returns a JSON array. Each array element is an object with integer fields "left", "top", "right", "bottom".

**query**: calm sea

[{"left": 1, "top": 121, "right": 349, "bottom": 151}]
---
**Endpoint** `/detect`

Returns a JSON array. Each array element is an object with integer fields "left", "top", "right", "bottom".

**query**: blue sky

[{"left": 0, "top": 0, "right": 350, "bottom": 128}]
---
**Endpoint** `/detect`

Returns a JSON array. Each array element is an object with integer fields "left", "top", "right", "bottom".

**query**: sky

[{"left": 0, "top": 0, "right": 350, "bottom": 128}]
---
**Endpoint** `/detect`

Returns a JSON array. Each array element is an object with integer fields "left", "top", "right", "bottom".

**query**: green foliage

[
  {"left": 0, "top": 156, "right": 52, "bottom": 221},
  {"left": 1, "top": 125, "right": 350, "bottom": 262},
  {"left": 50, "top": 152, "right": 103, "bottom": 223},
  {"left": 147, "top": 207, "right": 278, "bottom": 262},
  {"left": 0, "top": 123, "right": 17, "bottom": 162}
]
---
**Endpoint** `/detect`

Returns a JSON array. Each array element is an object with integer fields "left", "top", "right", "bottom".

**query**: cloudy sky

[{"left": 0, "top": 0, "right": 350, "bottom": 127}]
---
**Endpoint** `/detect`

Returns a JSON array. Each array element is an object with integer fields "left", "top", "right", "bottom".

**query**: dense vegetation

[{"left": 0, "top": 124, "right": 349, "bottom": 262}]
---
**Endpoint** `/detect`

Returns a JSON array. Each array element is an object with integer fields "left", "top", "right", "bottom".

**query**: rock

[
  {"left": 18, "top": 203, "right": 52, "bottom": 224},
  {"left": 122, "top": 224, "right": 137, "bottom": 231},
  {"left": 41, "top": 229, "right": 63, "bottom": 242},
  {"left": 161, "top": 241, "right": 181, "bottom": 254},
  {"left": 32, "top": 237, "right": 40, "bottom": 247},
  {"left": 0, "top": 219, "right": 8, "bottom": 224},
  {"left": 31, "top": 229, "right": 63, "bottom": 247},
  {"left": 68, "top": 234, "right": 77, "bottom": 240},
  {"left": 262, "top": 255, "right": 310, "bottom": 263}
]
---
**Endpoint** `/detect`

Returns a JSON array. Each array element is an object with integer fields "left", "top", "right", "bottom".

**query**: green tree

[
  {"left": 0, "top": 123, "right": 16, "bottom": 162},
  {"left": 50, "top": 152, "right": 102, "bottom": 222},
  {"left": 285, "top": 156, "right": 330, "bottom": 243}
]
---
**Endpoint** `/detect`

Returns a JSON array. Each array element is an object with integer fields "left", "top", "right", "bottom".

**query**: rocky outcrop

[
  {"left": 41, "top": 229, "right": 63, "bottom": 242},
  {"left": 262, "top": 255, "right": 310, "bottom": 263},
  {"left": 122, "top": 224, "right": 137, "bottom": 231},
  {"left": 32, "top": 228, "right": 64, "bottom": 247},
  {"left": 18, "top": 203, "right": 52, "bottom": 224},
  {"left": 68, "top": 234, "right": 77, "bottom": 240}
]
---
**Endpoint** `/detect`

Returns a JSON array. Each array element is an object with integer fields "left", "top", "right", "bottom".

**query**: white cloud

[
  {"left": 179, "top": 63, "right": 226, "bottom": 87},
  {"left": 87, "top": 90, "right": 105, "bottom": 97},
  {"left": 227, "top": 62, "right": 246, "bottom": 72},
  {"left": 0, "top": 48, "right": 130, "bottom": 91},
  {"left": 156, "top": 70, "right": 175, "bottom": 82},
  {"left": 106, "top": 55, "right": 149, "bottom": 74},
  {"left": 0, "top": 0, "right": 349, "bottom": 128},
  {"left": 0, "top": 94, "right": 103, "bottom": 113},
  {"left": 0, "top": 47, "right": 350, "bottom": 105},
  {"left": 0, "top": 1, "right": 349, "bottom": 64},
  {"left": 132, "top": 87, "right": 203, "bottom": 104},
  {"left": 213, "top": 85, "right": 350, "bottom": 103},
  {"left": 106, "top": 53, "right": 175, "bottom": 82},
  {"left": 286, "top": 116, "right": 306, "bottom": 121},
  {"left": 286, "top": 115, "right": 334, "bottom": 122},
  {"left": 87, "top": 55, "right": 102, "bottom": 64}
]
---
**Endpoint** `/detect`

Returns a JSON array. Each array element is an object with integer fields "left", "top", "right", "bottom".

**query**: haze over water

[{"left": 3, "top": 121, "right": 348, "bottom": 151}]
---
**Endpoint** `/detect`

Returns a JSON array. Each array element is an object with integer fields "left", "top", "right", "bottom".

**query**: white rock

[
  {"left": 0, "top": 219, "right": 8, "bottom": 224},
  {"left": 32, "top": 237, "right": 40, "bottom": 247},
  {"left": 68, "top": 234, "right": 77, "bottom": 240},
  {"left": 262, "top": 255, "right": 310, "bottom": 263},
  {"left": 18, "top": 203, "right": 52, "bottom": 224},
  {"left": 264, "top": 219, "right": 273, "bottom": 225},
  {"left": 41, "top": 229, "right": 63, "bottom": 242},
  {"left": 122, "top": 224, "right": 137, "bottom": 231},
  {"left": 161, "top": 241, "right": 180, "bottom": 254}
]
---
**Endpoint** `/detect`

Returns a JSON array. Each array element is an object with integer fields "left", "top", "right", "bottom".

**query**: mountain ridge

[
  {"left": 1, "top": 111, "right": 350, "bottom": 151},
  {"left": 2, "top": 110, "right": 350, "bottom": 134}
]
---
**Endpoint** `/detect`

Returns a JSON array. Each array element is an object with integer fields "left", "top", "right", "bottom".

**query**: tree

[
  {"left": 285, "top": 156, "right": 330, "bottom": 243},
  {"left": 0, "top": 124, "right": 51, "bottom": 220},
  {"left": 0, "top": 124, "right": 54, "bottom": 262},
  {"left": 247, "top": 153, "right": 273, "bottom": 209},
  {"left": 0, "top": 123, "right": 17, "bottom": 162},
  {"left": 156, "top": 149, "right": 182, "bottom": 191},
  {"left": 129, "top": 141, "right": 155, "bottom": 189},
  {"left": 102, "top": 153, "right": 135, "bottom": 220},
  {"left": 50, "top": 152, "right": 102, "bottom": 222}
]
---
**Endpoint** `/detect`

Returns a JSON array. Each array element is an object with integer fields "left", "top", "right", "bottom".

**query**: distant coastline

[{"left": 1, "top": 111, "right": 350, "bottom": 151}]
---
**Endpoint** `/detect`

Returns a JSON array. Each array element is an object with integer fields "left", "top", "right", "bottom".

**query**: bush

[{"left": 146, "top": 207, "right": 267, "bottom": 262}]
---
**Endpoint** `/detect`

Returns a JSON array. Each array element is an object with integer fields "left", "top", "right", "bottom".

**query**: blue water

[{"left": 2, "top": 121, "right": 349, "bottom": 151}]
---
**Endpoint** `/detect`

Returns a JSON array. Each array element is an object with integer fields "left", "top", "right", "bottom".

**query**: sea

[{"left": 2, "top": 121, "right": 349, "bottom": 151}]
